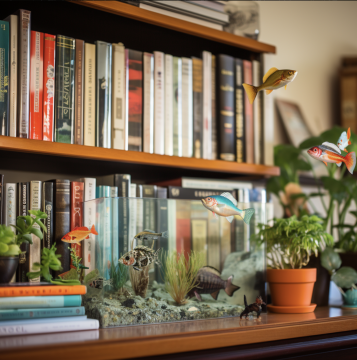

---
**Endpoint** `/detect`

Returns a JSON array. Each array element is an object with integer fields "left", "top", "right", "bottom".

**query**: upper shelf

[
  {"left": 0, "top": 136, "right": 280, "bottom": 177},
  {"left": 75, "top": 1, "right": 276, "bottom": 54}
]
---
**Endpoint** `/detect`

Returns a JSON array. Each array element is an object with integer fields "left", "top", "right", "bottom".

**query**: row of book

[{"left": 0, "top": 8, "right": 273, "bottom": 165}]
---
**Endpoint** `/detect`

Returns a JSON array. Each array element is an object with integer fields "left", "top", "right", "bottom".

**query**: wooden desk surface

[{"left": 1, "top": 307, "right": 357, "bottom": 359}]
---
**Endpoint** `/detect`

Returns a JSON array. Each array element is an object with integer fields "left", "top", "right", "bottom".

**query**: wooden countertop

[{"left": 1, "top": 307, "right": 357, "bottom": 359}]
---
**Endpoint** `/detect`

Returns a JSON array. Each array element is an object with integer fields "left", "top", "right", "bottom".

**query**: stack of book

[{"left": 0, "top": 283, "right": 99, "bottom": 335}]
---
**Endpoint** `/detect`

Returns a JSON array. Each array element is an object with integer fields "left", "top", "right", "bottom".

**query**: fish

[
  {"left": 243, "top": 67, "right": 297, "bottom": 104},
  {"left": 134, "top": 229, "right": 168, "bottom": 241},
  {"left": 118, "top": 245, "right": 161, "bottom": 271},
  {"left": 187, "top": 266, "right": 240, "bottom": 301},
  {"left": 307, "top": 142, "right": 356, "bottom": 174},
  {"left": 201, "top": 192, "right": 254, "bottom": 224},
  {"left": 61, "top": 224, "right": 98, "bottom": 245},
  {"left": 337, "top": 127, "right": 351, "bottom": 152}
]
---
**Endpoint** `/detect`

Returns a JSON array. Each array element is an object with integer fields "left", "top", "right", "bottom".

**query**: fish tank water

[{"left": 82, "top": 197, "right": 270, "bottom": 328}]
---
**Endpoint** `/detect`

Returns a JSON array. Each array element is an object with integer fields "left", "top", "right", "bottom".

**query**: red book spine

[
  {"left": 176, "top": 218, "right": 191, "bottom": 262},
  {"left": 43, "top": 34, "right": 56, "bottom": 141},
  {"left": 29, "top": 31, "right": 44, "bottom": 140},
  {"left": 70, "top": 182, "right": 84, "bottom": 268}
]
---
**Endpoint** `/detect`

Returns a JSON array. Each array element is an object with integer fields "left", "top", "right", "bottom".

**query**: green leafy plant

[
  {"left": 251, "top": 215, "right": 333, "bottom": 269},
  {"left": 0, "top": 225, "right": 20, "bottom": 256},
  {"left": 69, "top": 247, "right": 88, "bottom": 282},
  {"left": 14, "top": 209, "right": 48, "bottom": 244},
  {"left": 110, "top": 261, "right": 128, "bottom": 292}
]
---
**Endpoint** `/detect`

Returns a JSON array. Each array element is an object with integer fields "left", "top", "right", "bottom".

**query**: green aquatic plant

[
  {"left": 69, "top": 247, "right": 88, "bottom": 282},
  {"left": 163, "top": 250, "right": 206, "bottom": 305},
  {"left": 110, "top": 261, "right": 128, "bottom": 291}
]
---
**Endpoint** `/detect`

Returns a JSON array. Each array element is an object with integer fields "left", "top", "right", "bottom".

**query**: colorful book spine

[
  {"left": 176, "top": 200, "right": 191, "bottom": 261},
  {"left": 192, "top": 57, "right": 203, "bottom": 159},
  {"left": 143, "top": 52, "right": 154, "bottom": 154},
  {"left": 84, "top": 43, "right": 96, "bottom": 147},
  {"left": 202, "top": 51, "right": 212, "bottom": 160},
  {"left": 164, "top": 54, "right": 173, "bottom": 156},
  {"left": 5, "top": 183, "right": 16, "bottom": 233},
  {"left": 96, "top": 185, "right": 110, "bottom": 198},
  {"left": 42, "top": 34, "right": 55, "bottom": 142},
  {"left": 111, "top": 42, "right": 127, "bottom": 150},
  {"left": 55, "top": 35, "right": 75, "bottom": 144},
  {"left": 0, "top": 288, "right": 85, "bottom": 300},
  {"left": 253, "top": 59, "right": 261, "bottom": 165},
  {"left": 181, "top": 57, "right": 193, "bottom": 158},
  {"left": 16, "top": 9, "right": 30, "bottom": 138},
  {"left": 74, "top": 39, "right": 84, "bottom": 145},
  {"left": 0, "top": 175, "right": 3, "bottom": 224},
  {"left": 243, "top": 60, "right": 254, "bottom": 164},
  {"left": 117, "top": 174, "right": 130, "bottom": 254},
  {"left": 235, "top": 58, "right": 245, "bottom": 163},
  {"left": 154, "top": 51, "right": 165, "bottom": 155},
  {"left": 211, "top": 55, "right": 217, "bottom": 160},
  {"left": 0, "top": 20, "right": 9, "bottom": 136},
  {"left": 173, "top": 57, "right": 182, "bottom": 157},
  {"left": 127, "top": 49, "right": 142, "bottom": 152},
  {"left": 4, "top": 15, "right": 17, "bottom": 137},
  {"left": 29, "top": 31, "right": 44, "bottom": 140},
  {"left": 217, "top": 54, "right": 235, "bottom": 161},
  {"left": 42, "top": 182, "right": 53, "bottom": 250}
]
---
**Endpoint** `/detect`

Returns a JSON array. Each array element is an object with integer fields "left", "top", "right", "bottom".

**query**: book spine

[
  {"left": 176, "top": 200, "right": 191, "bottom": 261},
  {"left": 181, "top": 57, "right": 193, "bottom": 158},
  {"left": 192, "top": 57, "right": 203, "bottom": 158},
  {"left": 253, "top": 59, "right": 261, "bottom": 164},
  {"left": 74, "top": 39, "right": 84, "bottom": 145},
  {"left": 95, "top": 41, "right": 112, "bottom": 148},
  {"left": 143, "top": 52, "right": 154, "bottom": 153},
  {"left": 17, "top": 10, "right": 30, "bottom": 138},
  {"left": 29, "top": 181, "right": 42, "bottom": 283},
  {"left": 0, "top": 307, "right": 85, "bottom": 321},
  {"left": 42, "top": 182, "right": 53, "bottom": 250},
  {"left": 154, "top": 51, "right": 165, "bottom": 155},
  {"left": 136, "top": 184, "right": 143, "bottom": 236},
  {"left": 168, "top": 186, "right": 236, "bottom": 200},
  {"left": 341, "top": 75, "right": 357, "bottom": 134},
  {"left": 84, "top": 43, "right": 96, "bottom": 147},
  {"left": 211, "top": 55, "right": 217, "bottom": 160},
  {"left": 173, "top": 57, "right": 182, "bottom": 157},
  {"left": 164, "top": 54, "right": 173, "bottom": 156},
  {"left": 111, "top": 43, "right": 126, "bottom": 150},
  {"left": 5, "top": 183, "right": 16, "bottom": 233},
  {"left": 217, "top": 54, "right": 235, "bottom": 161},
  {"left": 0, "top": 21, "right": 9, "bottom": 136},
  {"left": 42, "top": 34, "right": 55, "bottom": 142},
  {"left": 235, "top": 58, "right": 245, "bottom": 163},
  {"left": 142, "top": 185, "right": 157, "bottom": 233},
  {"left": 0, "top": 175, "right": 3, "bottom": 225},
  {"left": 29, "top": 31, "right": 44, "bottom": 140},
  {"left": 243, "top": 60, "right": 254, "bottom": 164},
  {"left": 0, "top": 291, "right": 84, "bottom": 301},
  {"left": 128, "top": 184, "right": 137, "bottom": 250},
  {"left": 202, "top": 51, "right": 212, "bottom": 160}
]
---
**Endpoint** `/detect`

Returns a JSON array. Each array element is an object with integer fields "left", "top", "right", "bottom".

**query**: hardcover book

[
  {"left": 192, "top": 57, "right": 203, "bottom": 158},
  {"left": 243, "top": 60, "right": 254, "bottom": 164},
  {"left": 164, "top": 54, "right": 173, "bottom": 156},
  {"left": 235, "top": 58, "right": 245, "bottom": 163},
  {"left": 42, "top": 182, "right": 53, "bottom": 250},
  {"left": 0, "top": 20, "right": 9, "bottom": 136},
  {"left": 211, "top": 55, "right": 217, "bottom": 160},
  {"left": 253, "top": 59, "right": 261, "bottom": 165},
  {"left": 168, "top": 186, "right": 236, "bottom": 200},
  {"left": 173, "top": 57, "right": 182, "bottom": 157},
  {"left": 5, "top": 183, "right": 16, "bottom": 233},
  {"left": 143, "top": 52, "right": 154, "bottom": 154},
  {"left": 74, "top": 39, "right": 84, "bottom": 145},
  {"left": 142, "top": 185, "right": 157, "bottom": 232},
  {"left": 154, "top": 51, "right": 165, "bottom": 155},
  {"left": 202, "top": 51, "right": 212, "bottom": 160},
  {"left": 0, "top": 285, "right": 85, "bottom": 299}
]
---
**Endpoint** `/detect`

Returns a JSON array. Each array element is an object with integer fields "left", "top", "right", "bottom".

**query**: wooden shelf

[{"left": 75, "top": 1, "right": 276, "bottom": 54}]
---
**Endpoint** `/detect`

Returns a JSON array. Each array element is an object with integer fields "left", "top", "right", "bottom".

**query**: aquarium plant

[
  {"left": 69, "top": 247, "right": 88, "bottom": 282},
  {"left": 110, "top": 261, "right": 128, "bottom": 293}
]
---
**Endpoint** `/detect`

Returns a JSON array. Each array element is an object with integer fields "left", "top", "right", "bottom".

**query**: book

[
  {"left": 95, "top": 41, "right": 112, "bottom": 148},
  {"left": 84, "top": 43, "right": 96, "bottom": 147},
  {"left": 0, "top": 174, "right": 3, "bottom": 224},
  {"left": 110, "top": 186, "right": 118, "bottom": 197},
  {"left": 187, "top": 1, "right": 226, "bottom": 13},
  {"left": 173, "top": 57, "right": 182, "bottom": 157},
  {"left": 74, "top": 39, "right": 84, "bottom": 145},
  {"left": 0, "top": 20, "right": 9, "bottom": 136},
  {"left": 191, "top": 217, "right": 207, "bottom": 260},
  {"left": 340, "top": 71, "right": 357, "bottom": 134},
  {"left": 243, "top": 60, "right": 254, "bottom": 164},
  {"left": 202, "top": 51, "right": 212, "bottom": 160},
  {"left": 168, "top": 186, "right": 236, "bottom": 200},
  {"left": 142, "top": 185, "right": 157, "bottom": 231},
  {"left": 136, "top": 184, "right": 143, "bottom": 236},
  {"left": 96, "top": 185, "right": 110, "bottom": 198},
  {"left": 16, "top": 9, "right": 30, "bottom": 138},
  {"left": 207, "top": 210, "right": 220, "bottom": 269},
  {"left": 211, "top": 55, "right": 217, "bottom": 160},
  {"left": 0, "top": 306, "right": 85, "bottom": 321},
  {"left": 143, "top": 52, "right": 154, "bottom": 154},
  {"left": 253, "top": 59, "right": 261, "bottom": 164},
  {"left": 0, "top": 316, "right": 99, "bottom": 336},
  {"left": 42, "top": 34, "right": 56, "bottom": 142},
  {"left": 127, "top": 49, "right": 142, "bottom": 151},
  {"left": 29, "top": 31, "right": 44, "bottom": 140},
  {"left": 192, "top": 57, "right": 203, "bottom": 158},
  {"left": 163, "top": 52, "right": 174, "bottom": 156},
  {"left": 4, "top": 15, "right": 17, "bottom": 137},
  {"left": 235, "top": 58, "right": 245, "bottom": 163},
  {"left": 128, "top": 183, "right": 137, "bottom": 250},
  {"left": 70, "top": 182, "right": 84, "bottom": 268},
  {"left": 112, "top": 42, "right": 127, "bottom": 150},
  {"left": 217, "top": 54, "right": 235, "bottom": 161},
  {"left": 156, "top": 186, "right": 168, "bottom": 282},
  {"left": 176, "top": 199, "right": 191, "bottom": 261},
  {"left": 182, "top": 57, "right": 193, "bottom": 158},
  {"left": 55, "top": 35, "right": 75, "bottom": 144},
  {"left": 5, "top": 183, "right": 16, "bottom": 232},
  {"left": 42, "top": 182, "right": 53, "bottom": 250},
  {"left": 154, "top": 51, "right": 165, "bottom": 155}
]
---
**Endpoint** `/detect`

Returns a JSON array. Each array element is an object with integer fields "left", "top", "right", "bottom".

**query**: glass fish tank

[{"left": 81, "top": 196, "right": 270, "bottom": 328}]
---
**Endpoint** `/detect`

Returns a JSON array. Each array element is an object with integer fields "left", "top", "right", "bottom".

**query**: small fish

[
  {"left": 61, "top": 225, "right": 98, "bottom": 245},
  {"left": 201, "top": 192, "right": 254, "bottom": 224},
  {"left": 119, "top": 245, "right": 161, "bottom": 271},
  {"left": 243, "top": 67, "right": 297, "bottom": 104},
  {"left": 187, "top": 266, "right": 240, "bottom": 301},
  {"left": 337, "top": 127, "right": 351, "bottom": 153},
  {"left": 307, "top": 142, "right": 356, "bottom": 174},
  {"left": 134, "top": 229, "right": 168, "bottom": 241}
]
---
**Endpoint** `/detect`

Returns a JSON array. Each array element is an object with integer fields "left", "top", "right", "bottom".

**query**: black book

[
  {"left": 0, "top": 174, "right": 3, "bottom": 224},
  {"left": 142, "top": 185, "right": 157, "bottom": 231},
  {"left": 217, "top": 54, "right": 235, "bottom": 161},
  {"left": 235, "top": 58, "right": 245, "bottom": 163},
  {"left": 168, "top": 186, "right": 237, "bottom": 200},
  {"left": 42, "top": 182, "right": 54, "bottom": 250}
]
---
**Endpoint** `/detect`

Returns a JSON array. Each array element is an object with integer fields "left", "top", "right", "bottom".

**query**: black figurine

[{"left": 240, "top": 295, "right": 265, "bottom": 319}]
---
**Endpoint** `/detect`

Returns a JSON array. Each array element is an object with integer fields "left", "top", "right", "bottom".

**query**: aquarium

[{"left": 82, "top": 196, "right": 270, "bottom": 328}]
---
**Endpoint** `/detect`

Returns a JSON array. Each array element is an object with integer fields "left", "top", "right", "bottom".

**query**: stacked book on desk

[{"left": 0, "top": 283, "right": 98, "bottom": 336}]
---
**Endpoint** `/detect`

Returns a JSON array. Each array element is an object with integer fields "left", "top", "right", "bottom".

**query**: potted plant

[{"left": 252, "top": 215, "right": 333, "bottom": 313}]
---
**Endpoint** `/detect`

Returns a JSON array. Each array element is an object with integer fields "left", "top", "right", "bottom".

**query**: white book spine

[
  {"left": 84, "top": 43, "right": 96, "bottom": 147},
  {"left": 5, "top": 184, "right": 16, "bottom": 232},
  {"left": 181, "top": 58, "right": 193, "bottom": 158},
  {"left": 181, "top": 177, "right": 253, "bottom": 190},
  {"left": 154, "top": 51, "right": 165, "bottom": 155},
  {"left": 253, "top": 59, "right": 261, "bottom": 164},
  {"left": 173, "top": 57, "right": 182, "bottom": 157},
  {"left": 164, "top": 54, "right": 173, "bottom": 156},
  {"left": 129, "top": 184, "right": 137, "bottom": 248},
  {"left": 111, "top": 43, "right": 127, "bottom": 150},
  {"left": 202, "top": 51, "right": 212, "bottom": 160},
  {"left": 143, "top": 53, "right": 154, "bottom": 153}
]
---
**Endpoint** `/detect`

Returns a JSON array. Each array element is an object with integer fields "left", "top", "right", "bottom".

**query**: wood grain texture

[
  {"left": 73, "top": 1, "right": 276, "bottom": 54},
  {"left": 0, "top": 136, "right": 280, "bottom": 176}
]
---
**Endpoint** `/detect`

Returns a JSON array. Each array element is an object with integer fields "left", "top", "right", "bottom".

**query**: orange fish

[{"left": 61, "top": 225, "right": 98, "bottom": 245}]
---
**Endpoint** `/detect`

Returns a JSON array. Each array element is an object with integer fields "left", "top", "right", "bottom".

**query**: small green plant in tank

[
  {"left": 69, "top": 247, "right": 88, "bottom": 282},
  {"left": 110, "top": 261, "right": 128, "bottom": 292},
  {"left": 163, "top": 250, "right": 206, "bottom": 305}
]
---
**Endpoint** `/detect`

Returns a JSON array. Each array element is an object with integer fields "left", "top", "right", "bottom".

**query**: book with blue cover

[
  {"left": 0, "top": 295, "right": 82, "bottom": 309},
  {"left": 0, "top": 306, "right": 85, "bottom": 320}
]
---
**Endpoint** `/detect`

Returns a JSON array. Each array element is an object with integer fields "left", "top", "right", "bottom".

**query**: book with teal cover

[
  {"left": 0, "top": 295, "right": 82, "bottom": 309},
  {"left": 55, "top": 35, "right": 75, "bottom": 144},
  {"left": 96, "top": 185, "right": 110, "bottom": 199},
  {"left": 0, "top": 21, "right": 9, "bottom": 136},
  {"left": 0, "top": 306, "right": 85, "bottom": 320}
]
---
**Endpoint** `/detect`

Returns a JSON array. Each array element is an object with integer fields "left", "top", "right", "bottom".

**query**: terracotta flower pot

[{"left": 267, "top": 268, "right": 317, "bottom": 314}]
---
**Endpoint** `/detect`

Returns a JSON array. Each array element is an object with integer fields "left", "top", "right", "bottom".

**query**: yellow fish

[{"left": 243, "top": 68, "right": 298, "bottom": 104}]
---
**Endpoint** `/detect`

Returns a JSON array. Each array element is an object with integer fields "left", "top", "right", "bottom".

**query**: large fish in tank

[{"left": 119, "top": 245, "right": 161, "bottom": 271}]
